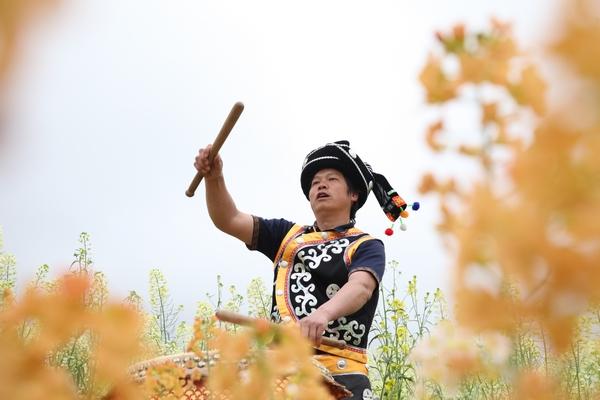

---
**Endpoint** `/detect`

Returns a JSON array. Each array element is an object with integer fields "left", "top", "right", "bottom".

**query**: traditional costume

[{"left": 247, "top": 140, "right": 417, "bottom": 400}]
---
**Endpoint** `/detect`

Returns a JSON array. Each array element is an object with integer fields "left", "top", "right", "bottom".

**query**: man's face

[{"left": 308, "top": 168, "right": 358, "bottom": 218}]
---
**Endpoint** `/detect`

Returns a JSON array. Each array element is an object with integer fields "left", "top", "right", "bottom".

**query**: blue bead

[{"left": 412, "top": 202, "right": 420, "bottom": 211}]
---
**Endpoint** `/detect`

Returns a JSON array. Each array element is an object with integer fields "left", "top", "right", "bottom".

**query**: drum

[{"left": 129, "top": 351, "right": 351, "bottom": 399}]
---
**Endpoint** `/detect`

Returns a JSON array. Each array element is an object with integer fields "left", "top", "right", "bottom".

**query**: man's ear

[{"left": 350, "top": 192, "right": 359, "bottom": 202}]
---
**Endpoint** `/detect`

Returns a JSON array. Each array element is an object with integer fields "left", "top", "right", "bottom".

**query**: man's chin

[{"left": 311, "top": 202, "right": 337, "bottom": 215}]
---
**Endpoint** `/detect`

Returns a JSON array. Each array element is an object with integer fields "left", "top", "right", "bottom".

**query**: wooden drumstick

[
  {"left": 215, "top": 310, "right": 347, "bottom": 350},
  {"left": 185, "top": 101, "right": 245, "bottom": 197}
]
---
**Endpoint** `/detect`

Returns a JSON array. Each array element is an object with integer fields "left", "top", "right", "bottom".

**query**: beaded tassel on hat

[
  {"left": 372, "top": 173, "right": 420, "bottom": 235},
  {"left": 384, "top": 199, "right": 420, "bottom": 236}
]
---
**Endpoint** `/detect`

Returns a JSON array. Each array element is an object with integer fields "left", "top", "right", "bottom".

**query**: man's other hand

[{"left": 299, "top": 308, "right": 332, "bottom": 346}]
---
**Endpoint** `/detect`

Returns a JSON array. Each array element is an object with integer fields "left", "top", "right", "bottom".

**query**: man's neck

[{"left": 314, "top": 214, "right": 352, "bottom": 231}]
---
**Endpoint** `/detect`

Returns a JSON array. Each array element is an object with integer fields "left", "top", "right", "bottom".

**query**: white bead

[
  {"left": 276, "top": 289, "right": 284, "bottom": 296},
  {"left": 282, "top": 316, "right": 292, "bottom": 322},
  {"left": 295, "top": 236, "right": 304, "bottom": 244},
  {"left": 279, "top": 260, "right": 288, "bottom": 268},
  {"left": 400, "top": 224, "right": 407, "bottom": 231},
  {"left": 320, "top": 232, "right": 328, "bottom": 239},
  {"left": 336, "top": 359, "right": 347, "bottom": 369}
]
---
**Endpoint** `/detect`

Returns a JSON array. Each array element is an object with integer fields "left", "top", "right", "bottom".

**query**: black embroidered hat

[
  {"left": 300, "top": 140, "right": 420, "bottom": 234},
  {"left": 301, "top": 140, "right": 373, "bottom": 210}
]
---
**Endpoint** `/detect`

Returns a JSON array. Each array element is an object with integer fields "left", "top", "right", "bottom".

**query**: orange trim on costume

[
  {"left": 273, "top": 224, "right": 305, "bottom": 265},
  {"left": 273, "top": 224, "right": 305, "bottom": 325},
  {"left": 343, "top": 235, "right": 374, "bottom": 266},
  {"left": 316, "top": 342, "right": 368, "bottom": 364},
  {"left": 313, "top": 354, "right": 368, "bottom": 376}
]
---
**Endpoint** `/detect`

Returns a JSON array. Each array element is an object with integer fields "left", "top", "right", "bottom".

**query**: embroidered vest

[{"left": 270, "top": 224, "right": 379, "bottom": 363}]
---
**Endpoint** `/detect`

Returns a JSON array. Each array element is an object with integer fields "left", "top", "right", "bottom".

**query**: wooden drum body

[{"left": 130, "top": 352, "right": 351, "bottom": 399}]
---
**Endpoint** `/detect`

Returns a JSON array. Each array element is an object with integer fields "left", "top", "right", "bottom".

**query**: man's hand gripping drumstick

[
  {"left": 187, "top": 102, "right": 245, "bottom": 197},
  {"left": 215, "top": 310, "right": 347, "bottom": 350}
]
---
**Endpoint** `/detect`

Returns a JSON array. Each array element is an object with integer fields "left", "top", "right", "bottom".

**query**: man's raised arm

[{"left": 194, "top": 144, "right": 254, "bottom": 245}]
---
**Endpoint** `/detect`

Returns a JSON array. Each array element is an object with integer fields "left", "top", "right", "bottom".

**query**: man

[{"left": 195, "top": 140, "right": 410, "bottom": 400}]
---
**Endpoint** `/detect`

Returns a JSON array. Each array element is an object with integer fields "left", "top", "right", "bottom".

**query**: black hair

[{"left": 343, "top": 174, "right": 359, "bottom": 220}]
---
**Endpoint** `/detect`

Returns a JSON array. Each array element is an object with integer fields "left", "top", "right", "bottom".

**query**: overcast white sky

[{"left": 0, "top": 0, "right": 557, "bottom": 322}]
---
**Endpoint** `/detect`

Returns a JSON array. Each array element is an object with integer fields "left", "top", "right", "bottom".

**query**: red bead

[{"left": 385, "top": 228, "right": 394, "bottom": 236}]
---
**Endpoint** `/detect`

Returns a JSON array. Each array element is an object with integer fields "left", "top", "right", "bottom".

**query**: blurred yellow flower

[
  {"left": 410, "top": 320, "right": 510, "bottom": 391},
  {"left": 420, "top": 4, "right": 600, "bottom": 358},
  {"left": 552, "top": 0, "right": 600, "bottom": 82},
  {"left": 0, "top": 273, "right": 145, "bottom": 399},
  {"left": 481, "top": 102, "right": 501, "bottom": 126},
  {"left": 189, "top": 317, "right": 334, "bottom": 400},
  {"left": 418, "top": 173, "right": 438, "bottom": 194},
  {"left": 457, "top": 144, "right": 482, "bottom": 157},
  {"left": 425, "top": 120, "right": 446, "bottom": 152},
  {"left": 0, "top": 0, "right": 60, "bottom": 92},
  {"left": 508, "top": 64, "right": 547, "bottom": 115},
  {"left": 512, "top": 371, "right": 563, "bottom": 400},
  {"left": 419, "top": 55, "right": 459, "bottom": 103}
]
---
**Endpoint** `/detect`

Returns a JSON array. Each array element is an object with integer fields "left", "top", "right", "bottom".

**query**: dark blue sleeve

[
  {"left": 348, "top": 239, "right": 385, "bottom": 284},
  {"left": 246, "top": 216, "right": 295, "bottom": 262}
]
